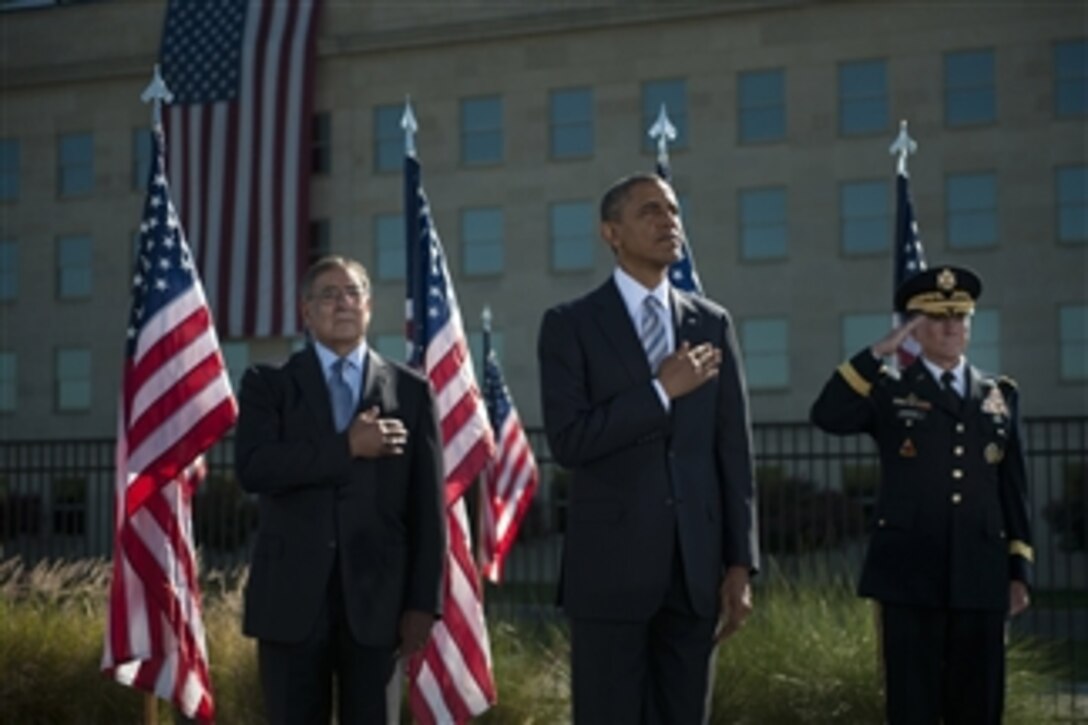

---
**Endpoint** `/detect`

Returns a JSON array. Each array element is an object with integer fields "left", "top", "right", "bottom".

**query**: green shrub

[{"left": 0, "top": 558, "right": 1066, "bottom": 724}]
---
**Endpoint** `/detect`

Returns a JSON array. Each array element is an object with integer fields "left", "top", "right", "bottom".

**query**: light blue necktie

[
  {"left": 329, "top": 358, "right": 355, "bottom": 432},
  {"left": 640, "top": 295, "right": 668, "bottom": 373}
]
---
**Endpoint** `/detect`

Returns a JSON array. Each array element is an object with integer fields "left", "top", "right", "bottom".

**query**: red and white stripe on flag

[
  {"left": 409, "top": 500, "right": 497, "bottom": 724},
  {"left": 479, "top": 355, "right": 539, "bottom": 584},
  {"left": 161, "top": 0, "right": 320, "bottom": 338},
  {"left": 101, "top": 124, "right": 237, "bottom": 722},
  {"left": 404, "top": 149, "right": 497, "bottom": 723}
]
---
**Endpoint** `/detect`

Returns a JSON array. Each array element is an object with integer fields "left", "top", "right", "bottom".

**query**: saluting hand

[
  {"left": 348, "top": 406, "right": 409, "bottom": 458},
  {"left": 870, "top": 314, "right": 925, "bottom": 358},
  {"left": 658, "top": 341, "right": 721, "bottom": 399}
]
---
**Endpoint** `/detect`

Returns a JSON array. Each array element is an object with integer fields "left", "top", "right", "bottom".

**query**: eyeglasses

[{"left": 311, "top": 285, "right": 367, "bottom": 306}]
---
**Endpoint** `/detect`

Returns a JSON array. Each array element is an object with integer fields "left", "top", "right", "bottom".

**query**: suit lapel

[
  {"left": 360, "top": 349, "right": 396, "bottom": 414},
  {"left": 589, "top": 279, "right": 652, "bottom": 382},
  {"left": 670, "top": 288, "right": 701, "bottom": 346},
  {"left": 292, "top": 347, "right": 337, "bottom": 432},
  {"left": 907, "top": 360, "right": 961, "bottom": 417}
]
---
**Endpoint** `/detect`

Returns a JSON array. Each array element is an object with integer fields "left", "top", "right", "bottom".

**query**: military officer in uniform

[{"left": 810, "top": 265, "right": 1032, "bottom": 725}]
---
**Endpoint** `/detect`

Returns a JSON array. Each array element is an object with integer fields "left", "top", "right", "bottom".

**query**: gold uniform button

[
  {"left": 955, "top": 423, "right": 965, "bottom": 433},
  {"left": 951, "top": 493, "right": 963, "bottom": 504},
  {"left": 878, "top": 518, "right": 887, "bottom": 528},
  {"left": 952, "top": 469, "right": 964, "bottom": 479},
  {"left": 953, "top": 445, "right": 964, "bottom": 456}
]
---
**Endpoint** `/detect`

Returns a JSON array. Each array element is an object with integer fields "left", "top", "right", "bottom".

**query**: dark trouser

[
  {"left": 881, "top": 602, "right": 1006, "bottom": 725},
  {"left": 258, "top": 567, "right": 396, "bottom": 725},
  {"left": 570, "top": 547, "right": 717, "bottom": 725}
]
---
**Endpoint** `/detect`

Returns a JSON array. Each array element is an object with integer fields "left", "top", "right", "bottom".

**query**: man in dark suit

[
  {"left": 810, "top": 265, "right": 1032, "bottom": 724},
  {"left": 538, "top": 173, "right": 759, "bottom": 724},
  {"left": 234, "top": 255, "right": 446, "bottom": 724}
]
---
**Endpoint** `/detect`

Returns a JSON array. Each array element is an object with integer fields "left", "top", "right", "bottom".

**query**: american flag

[
  {"left": 159, "top": 0, "right": 320, "bottom": 338},
  {"left": 404, "top": 150, "right": 498, "bottom": 723},
  {"left": 101, "top": 125, "right": 237, "bottom": 722},
  {"left": 479, "top": 322, "right": 539, "bottom": 583},
  {"left": 655, "top": 157, "right": 704, "bottom": 294},
  {"left": 892, "top": 167, "right": 927, "bottom": 367}
]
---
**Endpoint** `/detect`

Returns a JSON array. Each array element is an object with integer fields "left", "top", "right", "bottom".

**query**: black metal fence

[{"left": 1, "top": 418, "right": 1085, "bottom": 715}]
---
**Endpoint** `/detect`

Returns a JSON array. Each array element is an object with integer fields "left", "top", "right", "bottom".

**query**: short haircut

[
  {"left": 599, "top": 172, "right": 667, "bottom": 222},
  {"left": 300, "top": 255, "right": 371, "bottom": 299}
]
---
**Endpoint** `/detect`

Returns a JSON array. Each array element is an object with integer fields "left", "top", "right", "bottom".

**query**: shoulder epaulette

[{"left": 998, "top": 375, "right": 1018, "bottom": 389}]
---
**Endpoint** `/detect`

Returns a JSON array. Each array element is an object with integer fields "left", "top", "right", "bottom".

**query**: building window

[
  {"left": 838, "top": 59, "right": 887, "bottom": 136},
  {"left": 842, "top": 313, "right": 889, "bottom": 361},
  {"left": 219, "top": 340, "right": 249, "bottom": 394},
  {"left": 308, "top": 219, "right": 331, "bottom": 267},
  {"left": 461, "top": 207, "right": 503, "bottom": 276},
  {"left": 641, "top": 78, "right": 688, "bottom": 151},
  {"left": 375, "top": 213, "right": 405, "bottom": 281},
  {"left": 1060, "top": 304, "right": 1088, "bottom": 381},
  {"left": 741, "top": 318, "right": 789, "bottom": 390},
  {"left": 132, "top": 128, "right": 152, "bottom": 191},
  {"left": 1055, "top": 39, "right": 1087, "bottom": 118},
  {"left": 52, "top": 476, "right": 87, "bottom": 536},
  {"left": 56, "top": 347, "right": 91, "bottom": 411},
  {"left": 0, "top": 138, "right": 19, "bottom": 201},
  {"left": 58, "top": 132, "right": 94, "bottom": 197},
  {"left": 944, "top": 49, "right": 996, "bottom": 126},
  {"left": 57, "top": 235, "right": 92, "bottom": 299},
  {"left": 550, "top": 201, "right": 595, "bottom": 271},
  {"left": 0, "top": 240, "right": 16, "bottom": 301},
  {"left": 374, "top": 104, "right": 403, "bottom": 173},
  {"left": 969, "top": 309, "right": 1001, "bottom": 373},
  {"left": 374, "top": 333, "right": 407, "bottom": 363},
  {"left": 550, "top": 87, "right": 594, "bottom": 159},
  {"left": 946, "top": 172, "right": 998, "bottom": 249},
  {"left": 0, "top": 352, "right": 14, "bottom": 412},
  {"left": 739, "top": 187, "right": 788, "bottom": 260},
  {"left": 312, "top": 111, "right": 331, "bottom": 174},
  {"left": 738, "top": 69, "right": 785, "bottom": 144},
  {"left": 1057, "top": 165, "right": 1088, "bottom": 243},
  {"left": 460, "top": 95, "right": 503, "bottom": 165},
  {"left": 840, "top": 180, "right": 889, "bottom": 254}
]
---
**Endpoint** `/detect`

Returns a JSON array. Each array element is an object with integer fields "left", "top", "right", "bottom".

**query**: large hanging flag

[
  {"left": 159, "top": 0, "right": 321, "bottom": 338},
  {"left": 649, "top": 103, "right": 704, "bottom": 295},
  {"left": 889, "top": 120, "right": 928, "bottom": 368},
  {"left": 101, "top": 87, "right": 237, "bottom": 722},
  {"left": 403, "top": 103, "right": 498, "bottom": 724},
  {"left": 478, "top": 308, "right": 540, "bottom": 584}
]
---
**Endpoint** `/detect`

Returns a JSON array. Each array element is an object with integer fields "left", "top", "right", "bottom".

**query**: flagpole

[
  {"left": 889, "top": 118, "right": 917, "bottom": 177},
  {"left": 136, "top": 62, "right": 175, "bottom": 725},
  {"left": 648, "top": 102, "right": 677, "bottom": 174}
]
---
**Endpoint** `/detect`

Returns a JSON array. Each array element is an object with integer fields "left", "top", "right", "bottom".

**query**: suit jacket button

[
  {"left": 951, "top": 493, "right": 962, "bottom": 504},
  {"left": 955, "top": 423, "right": 965, "bottom": 433},
  {"left": 953, "top": 445, "right": 964, "bottom": 456},
  {"left": 952, "top": 469, "right": 963, "bottom": 479},
  {"left": 878, "top": 518, "right": 886, "bottom": 527},
  {"left": 328, "top": 540, "right": 337, "bottom": 549},
  {"left": 665, "top": 497, "right": 675, "bottom": 506}
]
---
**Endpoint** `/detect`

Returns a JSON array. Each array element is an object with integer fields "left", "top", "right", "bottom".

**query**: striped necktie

[
  {"left": 640, "top": 295, "right": 668, "bottom": 373},
  {"left": 329, "top": 357, "right": 355, "bottom": 431}
]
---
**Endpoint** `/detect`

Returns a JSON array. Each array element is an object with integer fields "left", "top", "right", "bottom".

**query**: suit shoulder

[{"left": 684, "top": 291, "right": 729, "bottom": 320}]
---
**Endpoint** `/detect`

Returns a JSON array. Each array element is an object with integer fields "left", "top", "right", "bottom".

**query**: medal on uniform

[
  {"left": 899, "top": 438, "right": 917, "bottom": 458},
  {"left": 985, "top": 443, "right": 1004, "bottom": 464}
]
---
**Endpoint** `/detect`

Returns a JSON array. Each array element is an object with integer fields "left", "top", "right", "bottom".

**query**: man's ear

[{"left": 600, "top": 220, "right": 617, "bottom": 253}]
